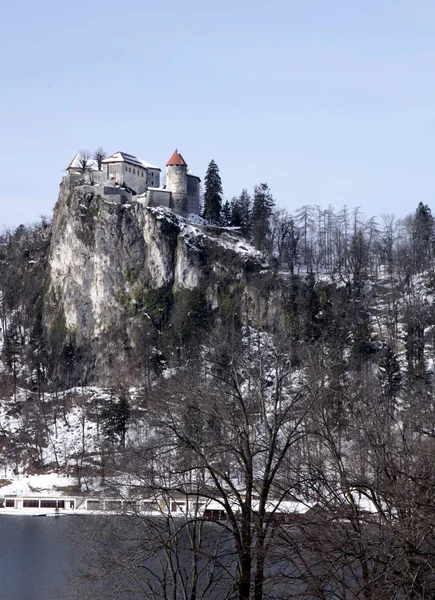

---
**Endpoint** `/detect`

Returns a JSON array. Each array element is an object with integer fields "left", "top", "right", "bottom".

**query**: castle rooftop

[
  {"left": 166, "top": 149, "right": 187, "bottom": 166},
  {"left": 67, "top": 152, "right": 99, "bottom": 171},
  {"left": 102, "top": 151, "right": 160, "bottom": 171}
]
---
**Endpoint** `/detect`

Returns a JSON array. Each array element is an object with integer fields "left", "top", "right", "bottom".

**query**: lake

[
  {"left": 0, "top": 514, "right": 347, "bottom": 599},
  {"left": 0, "top": 514, "right": 236, "bottom": 600},
  {"left": 0, "top": 515, "right": 80, "bottom": 600}
]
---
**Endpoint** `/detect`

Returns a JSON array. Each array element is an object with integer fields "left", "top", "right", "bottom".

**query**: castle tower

[{"left": 166, "top": 149, "right": 188, "bottom": 216}]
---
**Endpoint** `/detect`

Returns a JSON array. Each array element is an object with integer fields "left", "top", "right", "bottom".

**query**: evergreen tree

[
  {"left": 103, "top": 391, "right": 130, "bottom": 448},
  {"left": 405, "top": 302, "right": 426, "bottom": 382},
  {"left": 413, "top": 202, "right": 434, "bottom": 271},
  {"left": 349, "top": 309, "right": 374, "bottom": 370},
  {"left": 252, "top": 183, "right": 275, "bottom": 251},
  {"left": 203, "top": 160, "right": 223, "bottom": 224},
  {"left": 231, "top": 189, "right": 252, "bottom": 238},
  {"left": 378, "top": 346, "right": 402, "bottom": 412},
  {"left": 3, "top": 326, "right": 21, "bottom": 394},
  {"left": 221, "top": 200, "right": 232, "bottom": 227}
]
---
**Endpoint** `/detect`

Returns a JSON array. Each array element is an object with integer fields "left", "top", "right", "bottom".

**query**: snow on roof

[
  {"left": 139, "top": 159, "right": 161, "bottom": 170},
  {"left": 102, "top": 151, "right": 145, "bottom": 168},
  {"left": 203, "top": 498, "right": 311, "bottom": 514},
  {"left": 67, "top": 152, "right": 99, "bottom": 171},
  {"left": 102, "top": 151, "right": 161, "bottom": 171},
  {"left": 187, "top": 169, "right": 201, "bottom": 181}
]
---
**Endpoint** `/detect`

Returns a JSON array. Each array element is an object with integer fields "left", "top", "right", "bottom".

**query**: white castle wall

[
  {"left": 105, "top": 163, "right": 147, "bottom": 193},
  {"left": 147, "top": 169, "right": 160, "bottom": 187},
  {"left": 166, "top": 165, "right": 187, "bottom": 196},
  {"left": 68, "top": 152, "right": 198, "bottom": 217}
]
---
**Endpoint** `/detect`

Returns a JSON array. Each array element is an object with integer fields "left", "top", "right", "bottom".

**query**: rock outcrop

[{"left": 45, "top": 178, "right": 269, "bottom": 384}]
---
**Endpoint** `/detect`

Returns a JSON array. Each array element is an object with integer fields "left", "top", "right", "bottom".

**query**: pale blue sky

[{"left": 1, "top": 0, "right": 435, "bottom": 227}]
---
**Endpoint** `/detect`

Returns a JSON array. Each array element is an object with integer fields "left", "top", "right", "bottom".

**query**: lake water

[
  {"left": 0, "top": 515, "right": 79, "bottom": 600},
  {"left": 0, "top": 514, "right": 342, "bottom": 599},
  {"left": 0, "top": 514, "right": 234, "bottom": 600}
]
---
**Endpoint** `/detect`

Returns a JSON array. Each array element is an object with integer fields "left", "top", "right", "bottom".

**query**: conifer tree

[
  {"left": 203, "top": 160, "right": 223, "bottom": 224},
  {"left": 220, "top": 200, "right": 232, "bottom": 227},
  {"left": 405, "top": 302, "right": 426, "bottom": 382},
  {"left": 378, "top": 346, "right": 402, "bottom": 412},
  {"left": 413, "top": 201, "right": 434, "bottom": 271},
  {"left": 252, "top": 183, "right": 275, "bottom": 251},
  {"left": 231, "top": 189, "right": 252, "bottom": 238},
  {"left": 103, "top": 391, "right": 130, "bottom": 448}
]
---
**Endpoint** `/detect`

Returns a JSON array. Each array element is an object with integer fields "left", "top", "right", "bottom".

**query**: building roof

[
  {"left": 67, "top": 152, "right": 99, "bottom": 171},
  {"left": 187, "top": 169, "right": 201, "bottom": 181},
  {"left": 102, "top": 151, "right": 161, "bottom": 171},
  {"left": 139, "top": 159, "right": 161, "bottom": 171},
  {"left": 166, "top": 149, "right": 187, "bottom": 167}
]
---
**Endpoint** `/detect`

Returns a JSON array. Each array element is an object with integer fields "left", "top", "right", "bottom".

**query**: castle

[{"left": 67, "top": 149, "right": 201, "bottom": 218}]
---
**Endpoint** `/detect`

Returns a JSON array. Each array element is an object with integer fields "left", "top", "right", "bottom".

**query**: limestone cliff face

[{"left": 45, "top": 179, "right": 268, "bottom": 383}]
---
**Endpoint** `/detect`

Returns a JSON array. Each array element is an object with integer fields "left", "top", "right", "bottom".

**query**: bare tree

[
  {"left": 73, "top": 488, "right": 233, "bottom": 600},
  {"left": 93, "top": 147, "right": 107, "bottom": 171},
  {"left": 141, "top": 325, "right": 312, "bottom": 600},
  {"left": 73, "top": 322, "right": 315, "bottom": 600},
  {"left": 270, "top": 209, "right": 301, "bottom": 274},
  {"left": 278, "top": 363, "right": 435, "bottom": 600},
  {"left": 77, "top": 150, "right": 92, "bottom": 174}
]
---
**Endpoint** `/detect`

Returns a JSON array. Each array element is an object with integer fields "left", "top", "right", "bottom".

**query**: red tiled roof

[{"left": 166, "top": 149, "right": 187, "bottom": 167}]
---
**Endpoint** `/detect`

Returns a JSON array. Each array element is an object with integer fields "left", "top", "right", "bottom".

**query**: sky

[{"left": 1, "top": 0, "right": 435, "bottom": 228}]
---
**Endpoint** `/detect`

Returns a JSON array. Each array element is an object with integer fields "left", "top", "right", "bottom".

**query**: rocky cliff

[{"left": 44, "top": 178, "right": 271, "bottom": 384}]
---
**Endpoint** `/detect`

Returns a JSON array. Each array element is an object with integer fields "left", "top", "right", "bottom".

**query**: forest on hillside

[
  {"left": 2, "top": 198, "right": 435, "bottom": 390},
  {"left": 0, "top": 199, "right": 435, "bottom": 599}
]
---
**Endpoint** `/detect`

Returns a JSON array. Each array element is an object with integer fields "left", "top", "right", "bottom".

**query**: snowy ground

[{"left": 0, "top": 473, "right": 73, "bottom": 496}]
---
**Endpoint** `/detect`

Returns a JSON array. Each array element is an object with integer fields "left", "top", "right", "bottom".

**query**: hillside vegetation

[{"left": 0, "top": 195, "right": 435, "bottom": 599}]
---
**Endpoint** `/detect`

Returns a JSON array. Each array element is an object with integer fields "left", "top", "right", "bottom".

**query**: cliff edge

[{"left": 44, "top": 178, "right": 266, "bottom": 384}]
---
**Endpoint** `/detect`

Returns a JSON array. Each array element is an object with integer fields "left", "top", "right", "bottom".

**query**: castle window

[
  {"left": 142, "top": 172, "right": 144, "bottom": 177},
  {"left": 125, "top": 165, "right": 128, "bottom": 172},
  {"left": 129, "top": 167, "right": 131, "bottom": 173}
]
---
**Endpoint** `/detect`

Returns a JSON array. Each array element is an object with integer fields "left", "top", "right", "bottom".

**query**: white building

[
  {"left": 66, "top": 149, "right": 200, "bottom": 218},
  {"left": 67, "top": 152, "right": 99, "bottom": 176},
  {"left": 101, "top": 151, "right": 161, "bottom": 194}
]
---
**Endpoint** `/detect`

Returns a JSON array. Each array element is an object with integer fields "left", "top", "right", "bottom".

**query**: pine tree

[
  {"left": 221, "top": 200, "right": 232, "bottom": 227},
  {"left": 252, "top": 183, "right": 275, "bottom": 251},
  {"left": 349, "top": 309, "right": 374, "bottom": 370},
  {"left": 203, "top": 160, "right": 223, "bottom": 224},
  {"left": 103, "top": 391, "right": 130, "bottom": 448},
  {"left": 405, "top": 302, "right": 426, "bottom": 382},
  {"left": 231, "top": 189, "right": 252, "bottom": 238},
  {"left": 413, "top": 202, "right": 434, "bottom": 272},
  {"left": 378, "top": 346, "right": 402, "bottom": 412}
]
